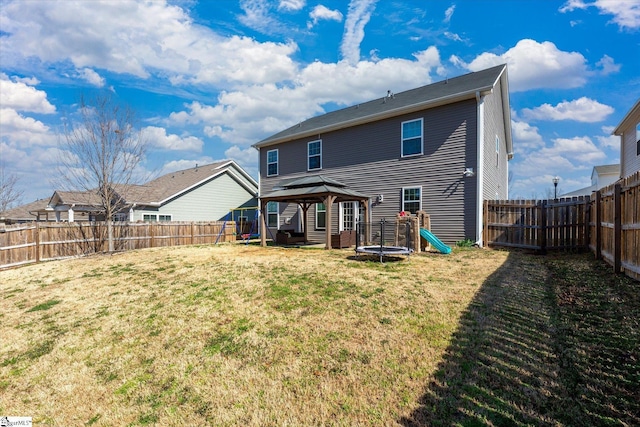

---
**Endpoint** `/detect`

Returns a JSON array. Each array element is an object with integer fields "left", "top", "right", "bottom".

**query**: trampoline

[
  {"left": 354, "top": 219, "right": 413, "bottom": 262},
  {"left": 355, "top": 245, "right": 413, "bottom": 262}
]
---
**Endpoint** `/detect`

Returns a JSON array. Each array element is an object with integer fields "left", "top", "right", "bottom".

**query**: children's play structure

[
  {"left": 215, "top": 207, "right": 263, "bottom": 245},
  {"left": 354, "top": 210, "right": 451, "bottom": 262}
]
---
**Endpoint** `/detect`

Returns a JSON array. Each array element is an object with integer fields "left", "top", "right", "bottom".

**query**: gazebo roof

[{"left": 261, "top": 175, "right": 369, "bottom": 204}]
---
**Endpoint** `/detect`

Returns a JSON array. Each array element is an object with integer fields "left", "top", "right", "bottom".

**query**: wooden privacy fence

[
  {"left": 484, "top": 171, "right": 640, "bottom": 281},
  {"left": 0, "top": 221, "right": 235, "bottom": 269},
  {"left": 484, "top": 197, "right": 591, "bottom": 251},
  {"left": 590, "top": 172, "right": 640, "bottom": 280}
]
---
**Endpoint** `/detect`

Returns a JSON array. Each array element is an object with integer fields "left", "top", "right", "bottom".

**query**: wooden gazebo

[{"left": 259, "top": 176, "right": 369, "bottom": 249}]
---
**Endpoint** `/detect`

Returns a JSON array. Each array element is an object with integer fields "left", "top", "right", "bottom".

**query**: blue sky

[{"left": 1, "top": 0, "right": 639, "bottom": 205}]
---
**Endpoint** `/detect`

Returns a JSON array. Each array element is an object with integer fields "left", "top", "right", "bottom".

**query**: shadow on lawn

[{"left": 399, "top": 251, "right": 640, "bottom": 427}]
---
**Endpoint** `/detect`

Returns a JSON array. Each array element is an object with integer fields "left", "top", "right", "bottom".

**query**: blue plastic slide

[{"left": 419, "top": 228, "right": 452, "bottom": 254}]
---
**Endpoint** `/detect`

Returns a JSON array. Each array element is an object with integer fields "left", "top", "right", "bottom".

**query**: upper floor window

[
  {"left": 267, "top": 149, "right": 278, "bottom": 176},
  {"left": 402, "top": 118, "right": 423, "bottom": 157},
  {"left": 315, "top": 203, "right": 326, "bottom": 229},
  {"left": 402, "top": 187, "right": 422, "bottom": 214},
  {"left": 402, "top": 119, "right": 422, "bottom": 157},
  {"left": 308, "top": 140, "right": 322, "bottom": 170},
  {"left": 266, "top": 202, "right": 279, "bottom": 227},
  {"left": 495, "top": 135, "right": 500, "bottom": 167}
]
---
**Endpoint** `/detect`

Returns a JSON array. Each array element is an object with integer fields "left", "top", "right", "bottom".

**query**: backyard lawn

[{"left": 1, "top": 244, "right": 638, "bottom": 426}]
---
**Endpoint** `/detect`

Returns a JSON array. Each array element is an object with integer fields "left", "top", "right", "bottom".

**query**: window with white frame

[
  {"left": 308, "top": 140, "right": 322, "bottom": 170},
  {"left": 315, "top": 203, "right": 326, "bottom": 229},
  {"left": 495, "top": 135, "right": 500, "bottom": 166},
  {"left": 402, "top": 118, "right": 423, "bottom": 157},
  {"left": 159, "top": 214, "right": 172, "bottom": 222},
  {"left": 143, "top": 214, "right": 172, "bottom": 222},
  {"left": 266, "top": 202, "right": 279, "bottom": 227},
  {"left": 402, "top": 187, "right": 421, "bottom": 214},
  {"left": 267, "top": 149, "right": 278, "bottom": 176}
]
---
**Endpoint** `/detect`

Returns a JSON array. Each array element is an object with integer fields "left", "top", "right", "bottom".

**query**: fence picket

[{"left": 0, "top": 221, "right": 235, "bottom": 269}]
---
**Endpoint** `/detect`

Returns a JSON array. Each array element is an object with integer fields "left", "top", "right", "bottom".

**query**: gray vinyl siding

[
  {"left": 260, "top": 99, "right": 479, "bottom": 244},
  {"left": 620, "top": 119, "right": 640, "bottom": 178},
  {"left": 482, "top": 80, "right": 509, "bottom": 200},
  {"left": 134, "top": 172, "right": 257, "bottom": 222}
]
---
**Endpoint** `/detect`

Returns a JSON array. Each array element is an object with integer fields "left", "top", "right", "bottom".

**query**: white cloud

[
  {"left": 522, "top": 97, "right": 614, "bottom": 122},
  {"left": 559, "top": 0, "right": 589, "bottom": 12},
  {"left": 459, "top": 39, "right": 588, "bottom": 92},
  {"left": 308, "top": 5, "right": 343, "bottom": 28},
  {"left": 511, "top": 119, "right": 545, "bottom": 152},
  {"left": 279, "top": 0, "right": 305, "bottom": 11},
  {"left": 143, "top": 126, "right": 203, "bottom": 152},
  {"left": 550, "top": 136, "right": 607, "bottom": 163},
  {"left": 0, "top": 108, "right": 55, "bottom": 147},
  {"left": 0, "top": 73, "right": 56, "bottom": 113},
  {"left": 340, "top": 0, "right": 379, "bottom": 65},
  {"left": 168, "top": 47, "right": 443, "bottom": 146},
  {"left": 561, "top": 0, "right": 640, "bottom": 30},
  {"left": 77, "top": 68, "right": 105, "bottom": 87},
  {"left": 444, "top": 5, "right": 455, "bottom": 23},
  {"left": 224, "top": 145, "right": 259, "bottom": 178},
  {"left": 596, "top": 54, "right": 621, "bottom": 75},
  {"left": 1, "top": 0, "right": 299, "bottom": 86}
]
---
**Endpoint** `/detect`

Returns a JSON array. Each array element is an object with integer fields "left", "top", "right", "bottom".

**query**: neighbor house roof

[
  {"left": 613, "top": 99, "right": 640, "bottom": 135},
  {"left": 0, "top": 198, "right": 49, "bottom": 223},
  {"left": 121, "top": 160, "right": 258, "bottom": 207},
  {"left": 253, "top": 64, "right": 513, "bottom": 157},
  {"left": 592, "top": 164, "right": 620, "bottom": 180},
  {"left": 42, "top": 160, "right": 258, "bottom": 212}
]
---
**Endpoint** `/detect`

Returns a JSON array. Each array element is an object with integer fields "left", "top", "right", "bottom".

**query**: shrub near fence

[{"left": 0, "top": 221, "right": 234, "bottom": 269}]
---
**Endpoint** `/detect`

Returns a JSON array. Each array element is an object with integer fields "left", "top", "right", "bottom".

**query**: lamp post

[{"left": 553, "top": 176, "right": 559, "bottom": 199}]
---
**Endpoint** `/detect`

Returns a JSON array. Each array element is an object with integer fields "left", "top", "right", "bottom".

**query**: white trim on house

[{"left": 476, "top": 91, "right": 485, "bottom": 246}]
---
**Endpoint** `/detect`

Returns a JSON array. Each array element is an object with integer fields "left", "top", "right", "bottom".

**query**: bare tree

[
  {"left": 0, "top": 163, "right": 24, "bottom": 214},
  {"left": 56, "top": 93, "right": 147, "bottom": 252}
]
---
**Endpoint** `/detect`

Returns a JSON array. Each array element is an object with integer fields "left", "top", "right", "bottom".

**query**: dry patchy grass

[
  {"left": 1, "top": 244, "right": 507, "bottom": 426},
  {"left": 2, "top": 245, "right": 637, "bottom": 426}
]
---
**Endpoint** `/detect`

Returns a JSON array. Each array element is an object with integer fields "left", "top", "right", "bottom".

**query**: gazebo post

[
  {"left": 361, "top": 198, "right": 369, "bottom": 245},
  {"left": 299, "top": 202, "right": 311, "bottom": 243},
  {"left": 324, "top": 195, "right": 336, "bottom": 249}
]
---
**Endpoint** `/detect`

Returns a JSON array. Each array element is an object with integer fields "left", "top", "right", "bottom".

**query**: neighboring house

[
  {"left": 0, "top": 198, "right": 64, "bottom": 224},
  {"left": 613, "top": 98, "right": 640, "bottom": 179},
  {"left": 561, "top": 164, "right": 620, "bottom": 197},
  {"left": 254, "top": 64, "right": 513, "bottom": 246},
  {"left": 41, "top": 160, "right": 258, "bottom": 223}
]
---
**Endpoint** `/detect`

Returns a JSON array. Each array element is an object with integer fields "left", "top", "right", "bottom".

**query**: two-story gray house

[{"left": 254, "top": 64, "right": 513, "bottom": 247}]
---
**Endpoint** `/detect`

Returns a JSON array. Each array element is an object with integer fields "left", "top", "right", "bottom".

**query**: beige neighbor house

[
  {"left": 613, "top": 98, "right": 640, "bottom": 179},
  {"left": 29, "top": 160, "right": 258, "bottom": 223},
  {"left": 561, "top": 164, "right": 621, "bottom": 198}
]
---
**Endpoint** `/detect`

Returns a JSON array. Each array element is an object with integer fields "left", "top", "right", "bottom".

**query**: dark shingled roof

[{"left": 255, "top": 64, "right": 508, "bottom": 148}]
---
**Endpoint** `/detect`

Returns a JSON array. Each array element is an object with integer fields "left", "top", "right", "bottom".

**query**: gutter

[{"left": 476, "top": 90, "right": 485, "bottom": 247}]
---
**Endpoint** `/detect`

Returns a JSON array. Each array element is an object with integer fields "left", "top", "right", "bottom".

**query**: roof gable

[
  {"left": 128, "top": 160, "right": 258, "bottom": 206},
  {"left": 254, "top": 64, "right": 508, "bottom": 148}
]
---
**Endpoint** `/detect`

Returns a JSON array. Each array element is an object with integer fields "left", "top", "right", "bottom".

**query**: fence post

[
  {"left": 614, "top": 183, "right": 622, "bottom": 274},
  {"left": 584, "top": 195, "right": 590, "bottom": 250},
  {"left": 595, "top": 191, "right": 602, "bottom": 259},
  {"left": 35, "top": 222, "right": 40, "bottom": 264},
  {"left": 483, "top": 200, "right": 489, "bottom": 248},
  {"left": 538, "top": 200, "right": 547, "bottom": 253}
]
